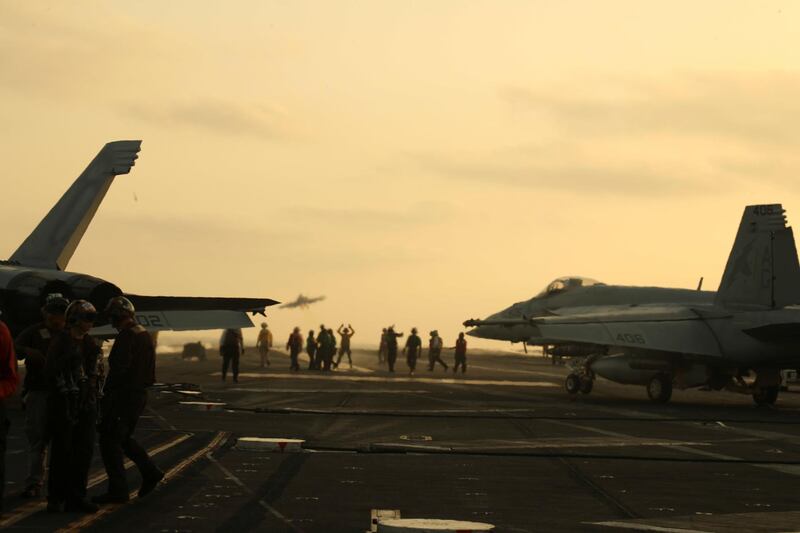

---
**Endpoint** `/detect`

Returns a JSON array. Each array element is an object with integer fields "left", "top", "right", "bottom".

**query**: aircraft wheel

[
  {"left": 565, "top": 373, "right": 581, "bottom": 395},
  {"left": 647, "top": 374, "right": 673, "bottom": 403},
  {"left": 753, "top": 386, "right": 779, "bottom": 406},
  {"left": 580, "top": 379, "right": 594, "bottom": 394}
]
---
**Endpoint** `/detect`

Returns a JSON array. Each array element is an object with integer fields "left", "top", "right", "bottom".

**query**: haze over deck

[{"left": 1, "top": 1, "right": 799, "bottom": 346}]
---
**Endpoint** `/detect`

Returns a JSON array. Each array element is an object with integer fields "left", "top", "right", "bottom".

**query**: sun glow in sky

[{"left": 2, "top": 1, "right": 800, "bottom": 348}]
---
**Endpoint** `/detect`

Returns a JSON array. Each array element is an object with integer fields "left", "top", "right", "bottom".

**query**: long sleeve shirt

[
  {"left": 0, "top": 321, "right": 19, "bottom": 399},
  {"left": 106, "top": 324, "right": 156, "bottom": 392}
]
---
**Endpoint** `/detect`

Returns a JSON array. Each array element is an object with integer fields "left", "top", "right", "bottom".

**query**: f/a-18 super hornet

[
  {"left": 465, "top": 204, "right": 800, "bottom": 406},
  {"left": 0, "top": 141, "right": 277, "bottom": 336},
  {"left": 279, "top": 294, "right": 326, "bottom": 309}
]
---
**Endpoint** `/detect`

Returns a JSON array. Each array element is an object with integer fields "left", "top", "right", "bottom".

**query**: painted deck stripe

[
  {"left": 212, "top": 371, "right": 558, "bottom": 388},
  {"left": 55, "top": 431, "right": 229, "bottom": 532},
  {"left": 0, "top": 433, "right": 191, "bottom": 529},
  {"left": 588, "top": 520, "right": 711, "bottom": 532}
]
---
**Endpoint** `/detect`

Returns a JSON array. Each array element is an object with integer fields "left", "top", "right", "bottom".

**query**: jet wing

[
  {"left": 91, "top": 294, "right": 278, "bottom": 336},
  {"left": 528, "top": 306, "right": 725, "bottom": 358}
]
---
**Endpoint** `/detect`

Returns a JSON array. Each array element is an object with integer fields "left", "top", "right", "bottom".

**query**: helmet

[
  {"left": 65, "top": 300, "right": 98, "bottom": 325},
  {"left": 105, "top": 296, "right": 135, "bottom": 318},
  {"left": 43, "top": 293, "right": 69, "bottom": 315}
]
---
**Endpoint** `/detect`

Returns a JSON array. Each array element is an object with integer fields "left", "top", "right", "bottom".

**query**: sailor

[
  {"left": 404, "top": 327, "right": 422, "bottom": 375},
  {"left": 94, "top": 296, "right": 164, "bottom": 504},
  {"left": 306, "top": 330, "right": 318, "bottom": 370},
  {"left": 14, "top": 293, "right": 69, "bottom": 498},
  {"left": 0, "top": 317, "right": 20, "bottom": 514},
  {"left": 45, "top": 300, "right": 100, "bottom": 513},
  {"left": 220, "top": 328, "right": 243, "bottom": 383},
  {"left": 286, "top": 327, "right": 303, "bottom": 371},
  {"left": 427, "top": 330, "right": 448, "bottom": 371},
  {"left": 327, "top": 328, "right": 337, "bottom": 369},
  {"left": 334, "top": 324, "right": 355, "bottom": 369},
  {"left": 378, "top": 328, "right": 388, "bottom": 365},
  {"left": 453, "top": 332, "right": 468, "bottom": 374},
  {"left": 316, "top": 326, "right": 332, "bottom": 371},
  {"left": 256, "top": 322, "right": 273, "bottom": 368},
  {"left": 385, "top": 327, "right": 403, "bottom": 373}
]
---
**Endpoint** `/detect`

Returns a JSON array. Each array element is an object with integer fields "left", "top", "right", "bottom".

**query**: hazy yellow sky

[{"left": 2, "top": 1, "right": 800, "bottom": 349}]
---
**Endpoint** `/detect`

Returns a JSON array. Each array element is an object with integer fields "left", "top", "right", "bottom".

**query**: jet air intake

[{"left": 1, "top": 268, "right": 122, "bottom": 334}]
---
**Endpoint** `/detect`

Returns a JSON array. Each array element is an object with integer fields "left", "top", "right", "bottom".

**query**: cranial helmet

[
  {"left": 105, "top": 296, "right": 136, "bottom": 321},
  {"left": 66, "top": 300, "right": 98, "bottom": 325},
  {"left": 43, "top": 293, "right": 69, "bottom": 315}
]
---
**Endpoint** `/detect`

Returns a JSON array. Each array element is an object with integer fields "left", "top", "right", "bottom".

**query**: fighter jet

[
  {"left": 0, "top": 141, "right": 278, "bottom": 336},
  {"left": 280, "top": 294, "right": 326, "bottom": 309},
  {"left": 465, "top": 204, "right": 800, "bottom": 406}
]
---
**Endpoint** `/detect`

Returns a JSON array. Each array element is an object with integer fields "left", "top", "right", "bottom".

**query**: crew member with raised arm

[{"left": 335, "top": 324, "right": 355, "bottom": 369}]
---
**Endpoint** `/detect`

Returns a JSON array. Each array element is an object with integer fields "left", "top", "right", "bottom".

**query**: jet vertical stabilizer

[
  {"left": 10, "top": 140, "right": 142, "bottom": 271},
  {"left": 716, "top": 204, "right": 800, "bottom": 309}
]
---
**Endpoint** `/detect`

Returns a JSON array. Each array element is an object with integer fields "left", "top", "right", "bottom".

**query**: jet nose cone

[{"left": 467, "top": 326, "right": 488, "bottom": 339}]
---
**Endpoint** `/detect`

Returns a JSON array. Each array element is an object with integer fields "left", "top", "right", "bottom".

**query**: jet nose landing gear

[{"left": 646, "top": 373, "right": 673, "bottom": 403}]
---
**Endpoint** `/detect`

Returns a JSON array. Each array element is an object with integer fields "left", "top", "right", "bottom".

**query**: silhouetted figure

[
  {"left": 45, "top": 300, "right": 100, "bottom": 514},
  {"left": 335, "top": 324, "right": 355, "bottom": 369},
  {"left": 317, "top": 326, "right": 334, "bottom": 371},
  {"left": 427, "top": 330, "right": 448, "bottom": 371},
  {"left": 306, "top": 330, "right": 318, "bottom": 370},
  {"left": 14, "top": 294, "right": 68, "bottom": 498},
  {"left": 405, "top": 328, "right": 422, "bottom": 375},
  {"left": 286, "top": 327, "right": 303, "bottom": 371},
  {"left": 453, "top": 332, "right": 468, "bottom": 374},
  {"left": 385, "top": 327, "right": 404, "bottom": 373},
  {"left": 94, "top": 297, "right": 163, "bottom": 505},
  {"left": 0, "top": 319, "right": 20, "bottom": 514},
  {"left": 220, "top": 328, "right": 243, "bottom": 383},
  {"left": 256, "top": 323, "right": 273, "bottom": 368},
  {"left": 378, "top": 328, "right": 388, "bottom": 365}
]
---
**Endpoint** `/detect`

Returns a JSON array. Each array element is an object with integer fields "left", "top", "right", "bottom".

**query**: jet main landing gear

[{"left": 565, "top": 373, "right": 594, "bottom": 395}]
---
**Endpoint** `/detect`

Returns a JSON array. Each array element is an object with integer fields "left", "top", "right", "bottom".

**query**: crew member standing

[
  {"left": 453, "top": 332, "right": 468, "bottom": 374},
  {"left": 378, "top": 328, "right": 388, "bottom": 365},
  {"left": 286, "top": 327, "right": 303, "bottom": 371},
  {"left": 385, "top": 327, "right": 403, "bottom": 373},
  {"left": 256, "top": 322, "right": 272, "bottom": 368},
  {"left": 94, "top": 297, "right": 164, "bottom": 504},
  {"left": 404, "top": 328, "right": 422, "bottom": 375},
  {"left": 316, "top": 326, "right": 331, "bottom": 371},
  {"left": 14, "top": 294, "right": 69, "bottom": 498},
  {"left": 0, "top": 318, "right": 20, "bottom": 514},
  {"left": 45, "top": 300, "right": 100, "bottom": 513},
  {"left": 334, "top": 324, "right": 355, "bottom": 369},
  {"left": 220, "top": 328, "right": 243, "bottom": 383},
  {"left": 427, "top": 330, "right": 448, "bottom": 371},
  {"left": 306, "top": 330, "right": 318, "bottom": 370}
]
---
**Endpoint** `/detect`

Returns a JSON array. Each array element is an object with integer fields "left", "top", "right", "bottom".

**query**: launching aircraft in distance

[
  {"left": 280, "top": 294, "right": 326, "bottom": 309},
  {"left": 0, "top": 141, "right": 278, "bottom": 336},
  {"left": 465, "top": 204, "right": 800, "bottom": 406}
]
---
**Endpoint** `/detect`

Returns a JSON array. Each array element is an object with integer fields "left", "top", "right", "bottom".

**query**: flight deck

[{"left": 2, "top": 348, "right": 800, "bottom": 532}]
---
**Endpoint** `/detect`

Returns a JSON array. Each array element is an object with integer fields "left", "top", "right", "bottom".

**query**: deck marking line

[
  {"left": 55, "top": 432, "right": 227, "bottom": 533},
  {"left": 0, "top": 433, "right": 191, "bottom": 528}
]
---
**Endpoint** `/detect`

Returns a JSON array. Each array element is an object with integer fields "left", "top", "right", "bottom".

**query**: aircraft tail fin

[
  {"left": 10, "top": 140, "right": 142, "bottom": 271},
  {"left": 716, "top": 204, "right": 800, "bottom": 309}
]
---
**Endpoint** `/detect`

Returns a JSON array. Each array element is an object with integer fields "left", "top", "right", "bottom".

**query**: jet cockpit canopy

[{"left": 536, "top": 276, "right": 604, "bottom": 298}]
